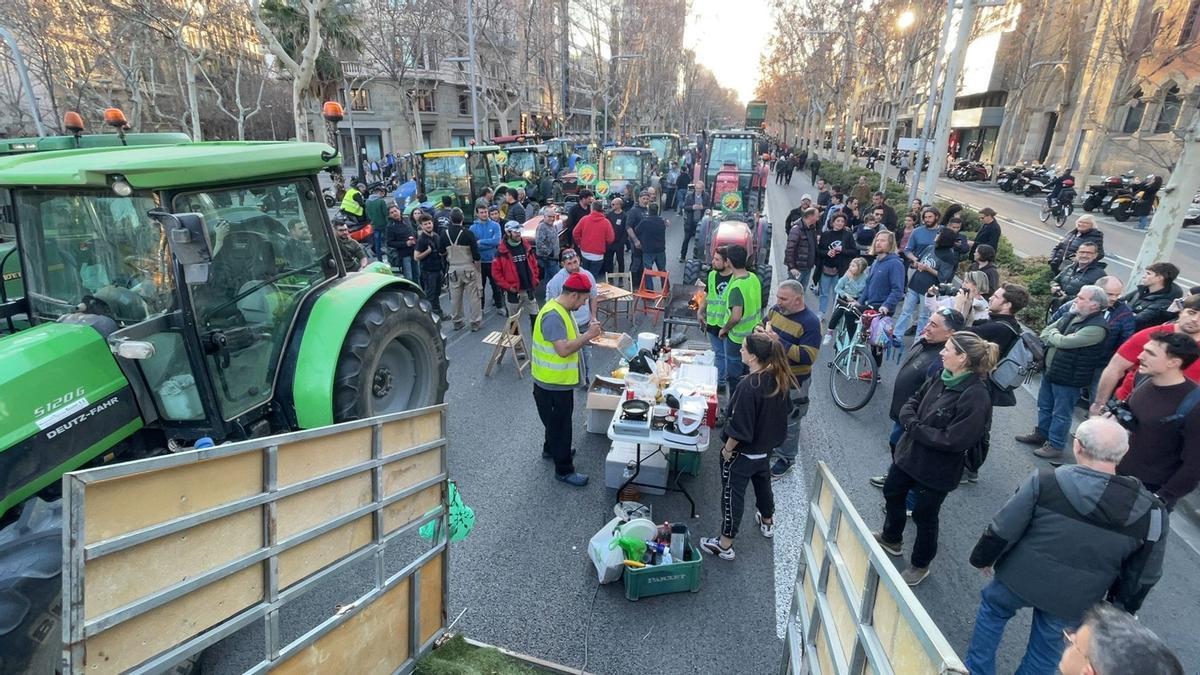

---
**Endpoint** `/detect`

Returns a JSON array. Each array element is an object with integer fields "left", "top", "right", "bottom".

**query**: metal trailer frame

[
  {"left": 780, "top": 461, "right": 967, "bottom": 675},
  {"left": 62, "top": 405, "right": 450, "bottom": 675}
]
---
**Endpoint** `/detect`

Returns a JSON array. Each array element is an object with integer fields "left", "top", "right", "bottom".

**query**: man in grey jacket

[
  {"left": 785, "top": 208, "right": 820, "bottom": 288},
  {"left": 964, "top": 417, "right": 1167, "bottom": 675}
]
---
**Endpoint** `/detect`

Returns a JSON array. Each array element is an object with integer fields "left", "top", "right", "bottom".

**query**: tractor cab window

[
  {"left": 174, "top": 179, "right": 331, "bottom": 421},
  {"left": 605, "top": 154, "right": 641, "bottom": 180},
  {"left": 15, "top": 190, "right": 172, "bottom": 324},
  {"left": 422, "top": 155, "right": 470, "bottom": 197},
  {"left": 502, "top": 151, "right": 536, "bottom": 182},
  {"left": 711, "top": 138, "right": 753, "bottom": 171},
  {"left": 468, "top": 153, "right": 492, "bottom": 192}
]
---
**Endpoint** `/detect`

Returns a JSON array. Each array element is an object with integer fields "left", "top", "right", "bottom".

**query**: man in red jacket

[
  {"left": 493, "top": 220, "right": 542, "bottom": 330},
  {"left": 572, "top": 200, "right": 615, "bottom": 277}
]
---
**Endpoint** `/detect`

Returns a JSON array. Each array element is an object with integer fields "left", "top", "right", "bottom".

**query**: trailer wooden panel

[{"left": 63, "top": 407, "right": 450, "bottom": 675}]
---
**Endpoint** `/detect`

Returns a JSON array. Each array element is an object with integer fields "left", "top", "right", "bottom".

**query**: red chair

[{"left": 632, "top": 270, "right": 670, "bottom": 324}]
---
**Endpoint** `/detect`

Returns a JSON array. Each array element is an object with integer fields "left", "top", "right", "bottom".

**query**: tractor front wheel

[{"left": 333, "top": 289, "right": 449, "bottom": 422}]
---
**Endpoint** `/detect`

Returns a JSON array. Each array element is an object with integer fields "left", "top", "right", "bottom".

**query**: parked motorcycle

[
  {"left": 996, "top": 164, "right": 1024, "bottom": 192},
  {"left": 1022, "top": 164, "right": 1057, "bottom": 197},
  {"left": 1185, "top": 193, "right": 1200, "bottom": 228}
]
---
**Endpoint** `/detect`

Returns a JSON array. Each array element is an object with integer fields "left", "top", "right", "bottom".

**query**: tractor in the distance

[
  {"left": 596, "top": 146, "right": 657, "bottom": 200},
  {"left": 0, "top": 105, "right": 448, "bottom": 672}
]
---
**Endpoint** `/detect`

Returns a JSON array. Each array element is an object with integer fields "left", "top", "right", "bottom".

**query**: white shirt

[{"left": 545, "top": 268, "right": 597, "bottom": 325}]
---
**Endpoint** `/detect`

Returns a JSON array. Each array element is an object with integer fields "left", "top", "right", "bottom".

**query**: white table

[{"left": 607, "top": 397, "right": 707, "bottom": 518}]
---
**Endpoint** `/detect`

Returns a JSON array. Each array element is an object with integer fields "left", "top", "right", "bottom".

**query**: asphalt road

[{"left": 203, "top": 177, "right": 1199, "bottom": 673}]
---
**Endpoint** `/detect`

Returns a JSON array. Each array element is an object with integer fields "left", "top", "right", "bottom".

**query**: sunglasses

[{"left": 561, "top": 251, "right": 579, "bottom": 260}]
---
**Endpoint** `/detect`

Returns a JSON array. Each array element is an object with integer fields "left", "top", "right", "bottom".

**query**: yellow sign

[
  {"left": 495, "top": 150, "right": 509, "bottom": 164},
  {"left": 421, "top": 150, "right": 466, "bottom": 159},
  {"left": 577, "top": 163, "right": 598, "bottom": 185},
  {"left": 595, "top": 180, "right": 610, "bottom": 196},
  {"left": 720, "top": 191, "right": 744, "bottom": 212}
]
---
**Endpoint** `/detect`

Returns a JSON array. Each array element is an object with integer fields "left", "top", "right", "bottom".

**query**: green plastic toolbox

[
  {"left": 669, "top": 448, "right": 702, "bottom": 476},
  {"left": 622, "top": 544, "right": 702, "bottom": 601}
]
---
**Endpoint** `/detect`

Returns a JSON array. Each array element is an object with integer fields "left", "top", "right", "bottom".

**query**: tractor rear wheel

[
  {"left": 683, "top": 259, "right": 705, "bottom": 287},
  {"left": 756, "top": 263, "right": 773, "bottom": 309},
  {"left": 333, "top": 289, "right": 449, "bottom": 422},
  {"left": 0, "top": 498, "right": 62, "bottom": 675}
]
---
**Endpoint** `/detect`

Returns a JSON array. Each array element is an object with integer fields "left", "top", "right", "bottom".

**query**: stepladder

[{"left": 483, "top": 314, "right": 530, "bottom": 377}]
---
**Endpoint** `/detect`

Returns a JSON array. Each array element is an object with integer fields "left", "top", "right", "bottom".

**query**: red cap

[{"left": 563, "top": 272, "right": 593, "bottom": 293}]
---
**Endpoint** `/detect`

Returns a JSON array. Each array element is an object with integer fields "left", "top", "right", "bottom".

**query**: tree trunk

[
  {"left": 184, "top": 56, "right": 202, "bottom": 141},
  {"left": 292, "top": 85, "right": 306, "bottom": 142}
]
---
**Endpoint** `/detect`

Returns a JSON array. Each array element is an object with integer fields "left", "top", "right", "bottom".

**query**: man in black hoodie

[{"left": 964, "top": 417, "right": 1167, "bottom": 675}]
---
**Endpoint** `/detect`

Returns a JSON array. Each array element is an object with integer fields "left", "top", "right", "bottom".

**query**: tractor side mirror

[{"left": 153, "top": 211, "right": 212, "bottom": 284}]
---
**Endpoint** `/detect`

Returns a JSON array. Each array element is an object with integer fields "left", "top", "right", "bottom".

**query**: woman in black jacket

[
  {"left": 701, "top": 332, "right": 796, "bottom": 561},
  {"left": 815, "top": 212, "right": 858, "bottom": 316},
  {"left": 1123, "top": 262, "right": 1183, "bottom": 330},
  {"left": 874, "top": 331, "right": 997, "bottom": 586}
]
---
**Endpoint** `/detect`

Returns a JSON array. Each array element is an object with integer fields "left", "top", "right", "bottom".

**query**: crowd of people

[{"left": 764, "top": 141, "right": 1196, "bottom": 673}]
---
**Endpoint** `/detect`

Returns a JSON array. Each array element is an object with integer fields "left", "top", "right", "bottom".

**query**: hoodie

[
  {"left": 970, "top": 465, "right": 1166, "bottom": 620},
  {"left": 470, "top": 218, "right": 502, "bottom": 262}
]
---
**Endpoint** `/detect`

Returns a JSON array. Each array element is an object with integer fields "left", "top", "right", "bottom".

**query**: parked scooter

[
  {"left": 996, "top": 163, "right": 1025, "bottom": 192},
  {"left": 1022, "top": 164, "right": 1057, "bottom": 197}
]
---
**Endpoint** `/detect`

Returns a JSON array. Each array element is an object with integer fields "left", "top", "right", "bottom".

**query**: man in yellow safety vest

[
  {"left": 718, "top": 244, "right": 762, "bottom": 394},
  {"left": 340, "top": 181, "right": 367, "bottom": 225},
  {"left": 532, "top": 272, "right": 603, "bottom": 486}
]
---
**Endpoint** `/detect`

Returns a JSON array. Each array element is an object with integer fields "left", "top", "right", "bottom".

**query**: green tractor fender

[{"left": 290, "top": 266, "right": 445, "bottom": 429}]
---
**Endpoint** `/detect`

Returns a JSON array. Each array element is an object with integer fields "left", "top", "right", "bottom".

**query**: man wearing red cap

[{"left": 531, "top": 272, "right": 603, "bottom": 486}]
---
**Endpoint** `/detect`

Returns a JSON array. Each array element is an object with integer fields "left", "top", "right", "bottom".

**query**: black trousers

[
  {"left": 881, "top": 464, "right": 949, "bottom": 568},
  {"left": 480, "top": 261, "right": 503, "bottom": 306},
  {"left": 680, "top": 221, "right": 698, "bottom": 260},
  {"left": 720, "top": 453, "right": 774, "bottom": 539},
  {"left": 420, "top": 269, "right": 443, "bottom": 313},
  {"left": 533, "top": 385, "right": 575, "bottom": 476},
  {"left": 603, "top": 248, "right": 626, "bottom": 275}
]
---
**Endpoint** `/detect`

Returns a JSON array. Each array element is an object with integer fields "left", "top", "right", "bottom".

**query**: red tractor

[{"left": 682, "top": 210, "right": 772, "bottom": 309}]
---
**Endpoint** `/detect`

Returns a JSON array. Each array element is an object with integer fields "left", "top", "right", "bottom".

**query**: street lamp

[
  {"left": 897, "top": 9, "right": 915, "bottom": 30},
  {"left": 604, "top": 54, "right": 641, "bottom": 145}
]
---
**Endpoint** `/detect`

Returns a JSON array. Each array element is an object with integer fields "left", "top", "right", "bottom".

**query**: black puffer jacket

[
  {"left": 1123, "top": 283, "right": 1183, "bottom": 330},
  {"left": 1054, "top": 260, "right": 1107, "bottom": 299},
  {"left": 1049, "top": 227, "right": 1105, "bottom": 272},
  {"left": 895, "top": 372, "right": 993, "bottom": 492}
]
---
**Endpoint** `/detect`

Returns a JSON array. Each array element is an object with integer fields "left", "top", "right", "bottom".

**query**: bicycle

[{"left": 827, "top": 304, "right": 881, "bottom": 411}]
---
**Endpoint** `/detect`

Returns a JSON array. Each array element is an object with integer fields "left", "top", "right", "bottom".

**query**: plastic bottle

[{"left": 622, "top": 461, "right": 636, "bottom": 481}]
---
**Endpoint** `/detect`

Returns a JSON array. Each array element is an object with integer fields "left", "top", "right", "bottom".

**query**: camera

[
  {"left": 936, "top": 283, "right": 959, "bottom": 297},
  {"left": 1103, "top": 399, "right": 1138, "bottom": 430}
]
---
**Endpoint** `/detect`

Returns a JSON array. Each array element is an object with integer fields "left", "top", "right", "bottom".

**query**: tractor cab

[
  {"left": 415, "top": 145, "right": 503, "bottom": 209},
  {"left": 703, "top": 130, "right": 763, "bottom": 214},
  {"left": 496, "top": 145, "right": 553, "bottom": 202},
  {"left": 633, "top": 133, "right": 681, "bottom": 168},
  {"left": 491, "top": 133, "right": 544, "bottom": 148},
  {"left": 599, "top": 147, "right": 656, "bottom": 199}
]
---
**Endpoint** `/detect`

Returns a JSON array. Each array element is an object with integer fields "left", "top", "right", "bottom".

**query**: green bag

[{"left": 419, "top": 481, "right": 475, "bottom": 543}]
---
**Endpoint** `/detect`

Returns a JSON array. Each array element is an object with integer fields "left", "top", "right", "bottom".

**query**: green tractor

[
  {"left": 633, "top": 133, "right": 681, "bottom": 168},
  {"left": 414, "top": 145, "right": 506, "bottom": 209},
  {"left": 596, "top": 146, "right": 657, "bottom": 200},
  {"left": 495, "top": 144, "right": 556, "bottom": 203},
  {"left": 0, "top": 129, "right": 448, "bottom": 671}
]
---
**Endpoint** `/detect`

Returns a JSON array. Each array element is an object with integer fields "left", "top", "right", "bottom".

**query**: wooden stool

[{"left": 483, "top": 314, "right": 530, "bottom": 377}]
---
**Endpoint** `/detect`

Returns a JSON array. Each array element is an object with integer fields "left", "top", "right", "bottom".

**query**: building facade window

[
  {"left": 1154, "top": 85, "right": 1183, "bottom": 133},
  {"left": 1122, "top": 89, "right": 1145, "bottom": 134},
  {"left": 341, "top": 88, "right": 370, "bottom": 111},
  {"left": 1179, "top": 1, "right": 1200, "bottom": 46},
  {"left": 414, "top": 90, "right": 435, "bottom": 113},
  {"left": 458, "top": 91, "right": 470, "bottom": 115}
]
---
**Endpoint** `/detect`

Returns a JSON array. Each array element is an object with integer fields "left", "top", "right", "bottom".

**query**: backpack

[{"left": 990, "top": 323, "right": 1046, "bottom": 392}]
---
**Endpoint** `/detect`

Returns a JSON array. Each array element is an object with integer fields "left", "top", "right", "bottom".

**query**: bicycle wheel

[
  {"left": 1039, "top": 203, "right": 1052, "bottom": 223},
  {"left": 829, "top": 344, "right": 879, "bottom": 411}
]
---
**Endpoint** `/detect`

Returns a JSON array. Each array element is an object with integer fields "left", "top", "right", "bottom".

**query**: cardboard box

[
  {"left": 587, "top": 375, "right": 624, "bottom": 410},
  {"left": 604, "top": 442, "right": 666, "bottom": 495},
  {"left": 586, "top": 408, "right": 615, "bottom": 434}
]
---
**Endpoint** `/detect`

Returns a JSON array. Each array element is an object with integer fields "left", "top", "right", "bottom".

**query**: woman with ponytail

[
  {"left": 874, "top": 331, "right": 997, "bottom": 586},
  {"left": 701, "top": 332, "right": 797, "bottom": 561}
]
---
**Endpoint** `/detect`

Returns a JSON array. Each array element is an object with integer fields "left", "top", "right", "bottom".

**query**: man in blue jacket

[{"left": 471, "top": 202, "right": 503, "bottom": 309}]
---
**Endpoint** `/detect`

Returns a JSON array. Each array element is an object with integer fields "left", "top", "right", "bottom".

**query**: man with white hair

[
  {"left": 1059, "top": 603, "right": 1182, "bottom": 675},
  {"left": 965, "top": 417, "right": 1168, "bottom": 675},
  {"left": 1017, "top": 285, "right": 1110, "bottom": 461}
]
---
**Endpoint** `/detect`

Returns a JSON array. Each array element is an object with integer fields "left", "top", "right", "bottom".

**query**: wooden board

[
  {"left": 278, "top": 515, "right": 373, "bottom": 589},
  {"left": 277, "top": 427, "right": 372, "bottom": 487},
  {"left": 419, "top": 553, "right": 445, "bottom": 644},
  {"left": 273, "top": 577, "right": 412, "bottom": 675},
  {"left": 381, "top": 485, "right": 442, "bottom": 536},
  {"left": 380, "top": 410, "right": 443, "bottom": 457},
  {"left": 83, "top": 565, "right": 263, "bottom": 675},
  {"left": 84, "top": 451, "right": 263, "bottom": 544},
  {"left": 275, "top": 473, "right": 372, "bottom": 541},
  {"left": 382, "top": 448, "right": 442, "bottom": 497},
  {"left": 85, "top": 507, "right": 262, "bottom": 621}
]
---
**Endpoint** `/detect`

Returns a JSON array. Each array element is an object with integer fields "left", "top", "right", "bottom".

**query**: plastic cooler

[{"left": 622, "top": 544, "right": 703, "bottom": 601}]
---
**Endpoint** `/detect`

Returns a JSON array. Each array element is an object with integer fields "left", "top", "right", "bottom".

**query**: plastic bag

[
  {"left": 869, "top": 315, "right": 894, "bottom": 348},
  {"left": 419, "top": 481, "right": 475, "bottom": 543},
  {"left": 587, "top": 517, "right": 627, "bottom": 584}
]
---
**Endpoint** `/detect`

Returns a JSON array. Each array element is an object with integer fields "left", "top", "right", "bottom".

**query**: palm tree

[{"left": 259, "top": 0, "right": 362, "bottom": 102}]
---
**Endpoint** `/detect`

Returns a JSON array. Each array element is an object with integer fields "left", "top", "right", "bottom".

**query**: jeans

[
  {"left": 420, "top": 268, "right": 443, "bottom": 314},
  {"left": 964, "top": 579, "right": 1075, "bottom": 675},
  {"left": 707, "top": 330, "right": 727, "bottom": 385},
  {"left": 1036, "top": 378, "right": 1077, "bottom": 450},
  {"left": 480, "top": 261, "right": 503, "bottom": 306},
  {"left": 581, "top": 257, "right": 605, "bottom": 278},
  {"left": 371, "top": 229, "right": 384, "bottom": 258},
  {"left": 630, "top": 250, "right": 644, "bottom": 288},
  {"left": 774, "top": 388, "right": 807, "bottom": 462},
  {"left": 817, "top": 272, "right": 839, "bottom": 315},
  {"left": 881, "top": 464, "right": 948, "bottom": 568},
  {"left": 724, "top": 337, "right": 745, "bottom": 393},
  {"left": 720, "top": 453, "right": 773, "bottom": 539},
  {"left": 392, "top": 253, "right": 418, "bottom": 282},
  {"left": 638, "top": 249, "right": 667, "bottom": 285},
  {"left": 533, "top": 385, "right": 576, "bottom": 476},
  {"left": 892, "top": 288, "right": 932, "bottom": 338},
  {"left": 1137, "top": 214, "right": 1150, "bottom": 230}
]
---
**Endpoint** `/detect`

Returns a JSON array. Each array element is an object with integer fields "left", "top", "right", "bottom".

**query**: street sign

[{"left": 897, "top": 137, "right": 935, "bottom": 153}]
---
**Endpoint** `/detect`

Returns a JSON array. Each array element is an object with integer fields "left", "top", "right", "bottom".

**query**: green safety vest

[
  {"left": 727, "top": 272, "right": 762, "bottom": 344},
  {"left": 705, "top": 270, "right": 729, "bottom": 328},
  {"left": 340, "top": 187, "right": 364, "bottom": 216},
  {"left": 531, "top": 300, "right": 580, "bottom": 386}
]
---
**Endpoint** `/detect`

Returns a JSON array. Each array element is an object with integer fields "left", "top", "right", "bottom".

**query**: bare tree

[{"left": 250, "top": 0, "right": 334, "bottom": 142}]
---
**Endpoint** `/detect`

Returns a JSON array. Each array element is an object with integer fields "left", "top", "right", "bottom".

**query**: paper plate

[{"left": 618, "top": 518, "right": 658, "bottom": 543}]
